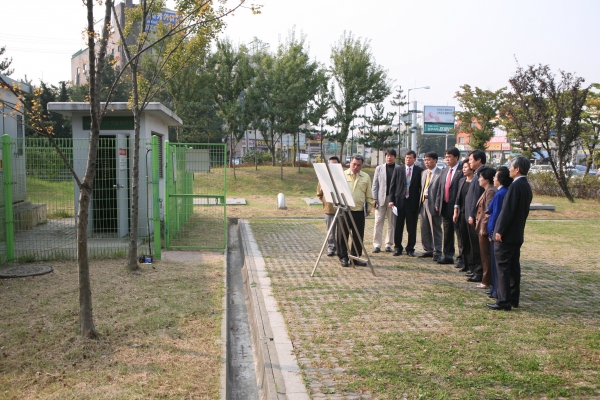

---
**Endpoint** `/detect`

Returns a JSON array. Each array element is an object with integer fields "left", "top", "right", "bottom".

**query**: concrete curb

[
  {"left": 219, "top": 242, "right": 229, "bottom": 399},
  {"left": 239, "top": 220, "right": 309, "bottom": 400}
]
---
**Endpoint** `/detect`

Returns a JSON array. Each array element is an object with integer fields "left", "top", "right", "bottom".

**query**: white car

[{"left": 529, "top": 165, "right": 553, "bottom": 174}]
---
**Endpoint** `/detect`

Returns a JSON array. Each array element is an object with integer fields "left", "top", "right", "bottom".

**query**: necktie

[
  {"left": 422, "top": 170, "right": 431, "bottom": 202},
  {"left": 405, "top": 167, "right": 411, "bottom": 198},
  {"left": 444, "top": 167, "right": 452, "bottom": 203}
]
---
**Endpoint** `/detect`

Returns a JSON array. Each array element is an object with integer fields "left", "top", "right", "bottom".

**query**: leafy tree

[
  {"left": 581, "top": 83, "right": 600, "bottom": 173},
  {"left": 271, "top": 30, "right": 324, "bottom": 175},
  {"left": 329, "top": 32, "right": 391, "bottom": 162},
  {"left": 0, "top": 46, "right": 13, "bottom": 76},
  {"left": 453, "top": 84, "right": 506, "bottom": 150},
  {"left": 359, "top": 103, "right": 397, "bottom": 165},
  {"left": 390, "top": 86, "right": 408, "bottom": 150},
  {"left": 206, "top": 38, "right": 253, "bottom": 178},
  {"left": 306, "top": 75, "right": 331, "bottom": 159},
  {"left": 501, "top": 64, "right": 589, "bottom": 202}
]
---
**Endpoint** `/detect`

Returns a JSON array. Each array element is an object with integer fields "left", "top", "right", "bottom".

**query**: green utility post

[
  {"left": 152, "top": 136, "right": 161, "bottom": 260},
  {"left": 2, "top": 135, "right": 15, "bottom": 261}
]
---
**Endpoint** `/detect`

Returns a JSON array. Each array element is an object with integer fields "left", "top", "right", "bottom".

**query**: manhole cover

[{"left": 0, "top": 265, "right": 54, "bottom": 279}]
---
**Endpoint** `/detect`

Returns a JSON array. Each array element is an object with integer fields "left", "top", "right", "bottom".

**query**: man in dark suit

[
  {"left": 435, "top": 147, "right": 464, "bottom": 265},
  {"left": 488, "top": 156, "right": 533, "bottom": 311},
  {"left": 388, "top": 150, "right": 423, "bottom": 257},
  {"left": 464, "top": 150, "right": 486, "bottom": 282}
]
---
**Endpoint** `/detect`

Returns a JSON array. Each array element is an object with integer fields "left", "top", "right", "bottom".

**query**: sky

[{"left": 1, "top": 0, "right": 599, "bottom": 116}]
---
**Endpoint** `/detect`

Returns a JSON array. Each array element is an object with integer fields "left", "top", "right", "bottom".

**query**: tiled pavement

[{"left": 247, "top": 217, "right": 600, "bottom": 399}]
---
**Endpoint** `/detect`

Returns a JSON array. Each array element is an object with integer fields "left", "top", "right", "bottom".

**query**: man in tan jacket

[{"left": 317, "top": 156, "right": 340, "bottom": 256}]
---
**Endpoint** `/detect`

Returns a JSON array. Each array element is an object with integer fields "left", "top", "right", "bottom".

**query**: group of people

[{"left": 317, "top": 149, "right": 532, "bottom": 311}]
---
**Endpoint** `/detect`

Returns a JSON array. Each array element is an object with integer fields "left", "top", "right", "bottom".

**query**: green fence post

[
  {"left": 2, "top": 135, "right": 15, "bottom": 262},
  {"left": 222, "top": 143, "right": 227, "bottom": 248},
  {"left": 164, "top": 140, "right": 170, "bottom": 248},
  {"left": 152, "top": 136, "right": 161, "bottom": 260}
]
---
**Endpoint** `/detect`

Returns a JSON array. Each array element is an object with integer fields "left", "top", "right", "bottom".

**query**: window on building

[{"left": 459, "top": 137, "right": 466, "bottom": 144}]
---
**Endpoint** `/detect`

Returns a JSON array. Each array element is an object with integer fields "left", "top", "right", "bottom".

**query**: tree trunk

[
  {"left": 128, "top": 94, "right": 141, "bottom": 270},
  {"left": 77, "top": 182, "right": 98, "bottom": 339}
]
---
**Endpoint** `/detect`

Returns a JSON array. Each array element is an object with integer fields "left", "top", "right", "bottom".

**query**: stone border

[
  {"left": 239, "top": 220, "right": 309, "bottom": 400},
  {"left": 0, "top": 265, "right": 53, "bottom": 278}
]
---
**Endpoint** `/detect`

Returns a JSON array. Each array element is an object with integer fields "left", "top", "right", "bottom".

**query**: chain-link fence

[
  {"left": 0, "top": 135, "right": 159, "bottom": 263},
  {"left": 164, "top": 142, "right": 226, "bottom": 249}
]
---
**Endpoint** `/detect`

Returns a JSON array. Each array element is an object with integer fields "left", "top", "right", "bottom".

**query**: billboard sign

[{"left": 424, "top": 106, "right": 455, "bottom": 134}]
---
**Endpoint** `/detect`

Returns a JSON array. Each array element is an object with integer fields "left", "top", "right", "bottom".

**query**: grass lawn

[
  {"left": 2, "top": 165, "right": 598, "bottom": 398},
  {"left": 249, "top": 217, "right": 600, "bottom": 399},
  {"left": 224, "top": 165, "right": 600, "bottom": 220},
  {"left": 0, "top": 254, "right": 224, "bottom": 399}
]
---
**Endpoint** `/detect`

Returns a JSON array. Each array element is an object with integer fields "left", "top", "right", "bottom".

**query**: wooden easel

[{"left": 311, "top": 162, "right": 375, "bottom": 277}]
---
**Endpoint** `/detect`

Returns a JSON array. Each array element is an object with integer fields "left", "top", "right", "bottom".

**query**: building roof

[{"left": 47, "top": 102, "right": 182, "bottom": 126}]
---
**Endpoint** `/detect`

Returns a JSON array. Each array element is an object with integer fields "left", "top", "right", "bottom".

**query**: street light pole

[{"left": 407, "top": 86, "right": 430, "bottom": 152}]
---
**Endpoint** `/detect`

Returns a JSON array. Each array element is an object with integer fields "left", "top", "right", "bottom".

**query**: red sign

[{"left": 119, "top": 148, "right": 127, "bottom": 156}]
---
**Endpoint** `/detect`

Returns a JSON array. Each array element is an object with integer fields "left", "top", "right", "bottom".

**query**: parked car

[
  {"left": 529, "top": 165, "right": 553, "bottom": 174},
  {"left": 436, "top": 162, "right": 445, "bottom": 170},
  {"left": 574, "top": 165, "right": 597, "bottom": 175}
]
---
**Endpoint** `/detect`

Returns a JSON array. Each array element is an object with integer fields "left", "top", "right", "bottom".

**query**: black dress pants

[
  {"left": 393, "top": 206, "right": 418, "bottom": 253},
  {"left": 338, "top": 210, "right": 366, "bottom": 260},
  {"left": 494, "top": 241, "right": 522, "bottom": 308},
  {"left": 457, "top": 212, "right": 471, "bottom": 269},
  {"left": 441, "top": 202, "right": 456, "bottom": 259},
  {"left": 466, "top": 216, "right": 482, "bottom": 275}
]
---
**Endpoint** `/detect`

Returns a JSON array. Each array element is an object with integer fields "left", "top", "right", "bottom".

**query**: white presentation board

[{"left": 313, "top": 163, "right": 356, "bottom": 208}]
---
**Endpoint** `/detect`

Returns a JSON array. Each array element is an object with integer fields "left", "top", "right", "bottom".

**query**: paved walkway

[{"left": 245, "top": 217, "right": 600, "bottom": 399}]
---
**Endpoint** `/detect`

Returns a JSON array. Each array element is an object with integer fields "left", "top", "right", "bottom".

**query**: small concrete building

[
  {"left": 47, "top": 102, "right": 182, "bottom": 238},
  {"left": 0, "top": 73, "right": 32, "bottom": 204}
]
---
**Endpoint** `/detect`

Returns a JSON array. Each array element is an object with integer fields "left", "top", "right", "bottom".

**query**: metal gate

[{"left": 164, "top": 141, "right": 227, "bottom": 249}]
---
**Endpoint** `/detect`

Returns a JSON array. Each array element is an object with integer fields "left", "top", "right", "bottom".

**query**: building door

[{"left": 92, "top": 135, "right": 130, "bottom": 237}]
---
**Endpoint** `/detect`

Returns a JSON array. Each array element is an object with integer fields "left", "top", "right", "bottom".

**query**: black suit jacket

[
  {"left": 389, "top": 164, "right": 423, "bottom": 212},
  {"left": 493, "top": 177, "right": 533, "bottom": 244},
  {"left": 436, "top": 165, "right": 464, "bottom": 218},
  {"left": 465, "top": 165, "right": 486, "bottom": 220}
]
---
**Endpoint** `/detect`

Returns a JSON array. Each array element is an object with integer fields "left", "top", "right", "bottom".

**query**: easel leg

[
  {"left": 311, "top": 208, "right": 341, "bottom": 277},
  {"left": 346, "top": 210, "right": 376, "bottom": 276}
]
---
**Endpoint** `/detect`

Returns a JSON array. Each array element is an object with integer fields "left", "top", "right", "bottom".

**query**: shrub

[{"left": 527, "top": 173, "right": 600, "bottom": 200}]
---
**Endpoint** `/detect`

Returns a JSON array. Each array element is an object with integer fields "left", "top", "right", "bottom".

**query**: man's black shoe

[
  {"left": 340, "top": 259, "right": 349, "bottom": 267},
  {"left": 418, "top": 252, "right": 433, "bottom": 258},
  {"left": 465, "top": 272, "right": 474, "bottom": 277},
  {"left": 487, "top": 303, "right": 511, "bottom": 311},
  {"left": 327, "top": 250, "right": 335, "bottom": 257},
  {"left": 433, "top": 255, "right": 441, "bottom": 262},
  {"left": 467, "top": 275, "right": 482, "bottom": 282},
  {"left": 393, "top": 250, "right": 402, "bottom": 256},
  {"left": 459, "top": 266, "right": 469, "bottom": 272},
  {"left": 485, "top": 290, "right": 491, "bottom": 295},
  {"left": 511, "top": 303, "right": 519, "bottom": 308},
  {"left": 385, "top": 246, "right": 393, "bottom": 252},
  {"left": 406, "top": 251, "right": 416, "bottom": 257},
  {"left": 373, "top": 247, "right": 381, "bottom": 253},
  {"left": 353, "top": 260, "right": 367, "bottom": 267},
  {"left": 437, "top": 257, "right": 454, "bottom": 265}
]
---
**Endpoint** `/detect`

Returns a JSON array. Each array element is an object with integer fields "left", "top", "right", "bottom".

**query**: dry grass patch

[{"left": 0, "top": 254, "right": 224, "bottom": 399}]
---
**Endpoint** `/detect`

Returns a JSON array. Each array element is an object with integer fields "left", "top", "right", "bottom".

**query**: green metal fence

[
  {"left": 0, "top": 135, "right": 160, "bottom": 263},
  {"left": 164, "top": 141, "right": 227, "bottom": 250}
]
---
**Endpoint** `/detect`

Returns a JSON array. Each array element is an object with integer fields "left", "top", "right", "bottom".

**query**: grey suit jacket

[
  {"left": 372, "top": 163, "right": 400, "bottom": 205},
  {"left": 420, "top": 167, "right": 442, "bottom": 211}
]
